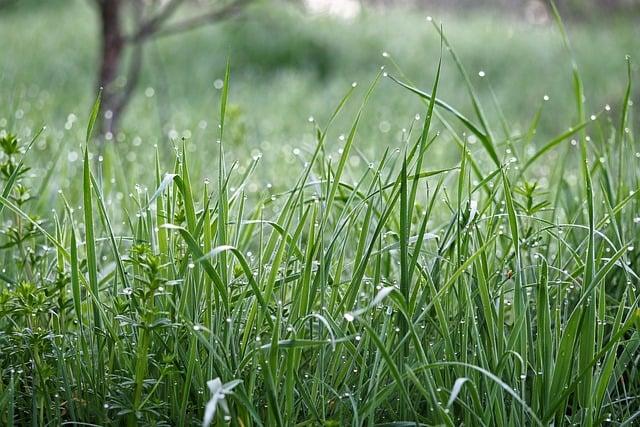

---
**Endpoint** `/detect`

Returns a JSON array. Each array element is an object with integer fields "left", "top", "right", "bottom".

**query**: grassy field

[{"left": 1, "top": 1, "right": 639, "bottom": 426}]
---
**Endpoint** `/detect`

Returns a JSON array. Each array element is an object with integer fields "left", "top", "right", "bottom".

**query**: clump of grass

[{"left": 1, "top": 20, "right": 639, "bottom": 427}]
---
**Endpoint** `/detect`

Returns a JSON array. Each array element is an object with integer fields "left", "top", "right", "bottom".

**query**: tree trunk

[{"left": 97, "top": 0, "right": 124, "bottom": 136}]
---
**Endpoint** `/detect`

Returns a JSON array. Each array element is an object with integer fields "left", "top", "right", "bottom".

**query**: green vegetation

[{"left": 1, "top": 2, "right": 639, "bottom": 426}]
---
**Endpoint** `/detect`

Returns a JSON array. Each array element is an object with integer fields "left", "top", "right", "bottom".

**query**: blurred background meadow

[
  {"left": 1, "top": 0, "right": 638, "bottom": 210},
  {"left": 2, "top": 2, "right": 640, "bottom": 425}
]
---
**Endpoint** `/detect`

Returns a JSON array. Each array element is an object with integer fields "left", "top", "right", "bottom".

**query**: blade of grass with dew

[
  {"left": 534, "top": 257, "right": 553, "bottom": 414},
  {"left": 549, "top": 1, "right": 596, "bottom": 416},
  {"left": 83, "top": 93, "right": 102, "bottom": 331},
  {"left": 388, "top": 75, "right": 499, "bottom": 167},
  {"left": 500, "top": 168, "right": 528, "bottom": 401},
  {"left": 217, "top": 59, "right": 231, "bottom": 289}
]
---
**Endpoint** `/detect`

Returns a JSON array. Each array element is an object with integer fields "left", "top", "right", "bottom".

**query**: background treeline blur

[
  {"left": 0, "top": 0, "right": 638, "bottom": 190},
  {"left": 2, "top": 0, "right": 639, "bottom": 19},
  {"left": 366, "top": 0, "right": 639, "bottom": 19}
]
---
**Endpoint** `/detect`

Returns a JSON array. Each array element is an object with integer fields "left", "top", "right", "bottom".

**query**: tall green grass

[{"left": 1, "top": 19, "right": 639, "bottom": 427}]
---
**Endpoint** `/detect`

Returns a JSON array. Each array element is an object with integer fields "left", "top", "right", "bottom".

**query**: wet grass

[{"left": 0, "top": 6, "right": 639, "bottom": 427}]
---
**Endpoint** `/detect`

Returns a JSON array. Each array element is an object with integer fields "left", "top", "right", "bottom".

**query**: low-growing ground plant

[{"left": 1, "top": 14, "right": 639, "bottom": 427}]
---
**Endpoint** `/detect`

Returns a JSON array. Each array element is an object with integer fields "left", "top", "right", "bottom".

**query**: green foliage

[{"left": 0, "top": 134, "right": 28, "bottom": 182}]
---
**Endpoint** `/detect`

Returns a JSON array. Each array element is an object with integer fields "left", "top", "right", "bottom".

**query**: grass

[{"left": 1, "top": 3, "right": 640, "bottom": 427}]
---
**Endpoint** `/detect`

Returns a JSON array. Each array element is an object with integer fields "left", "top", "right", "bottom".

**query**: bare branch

[
  {"left": 134, "top": 0, "right": 253, "bottom": 43},
  {"left": 128, "top": 0, "right": 185, "bottom": 43}
]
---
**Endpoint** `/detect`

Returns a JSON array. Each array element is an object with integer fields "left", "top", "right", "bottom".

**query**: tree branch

[
  {"left": 129, "top": 0, "right": 185, "bottom": 43},
  {"left": 132, "top": 0, "right": 253, "bottom": 43}
]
